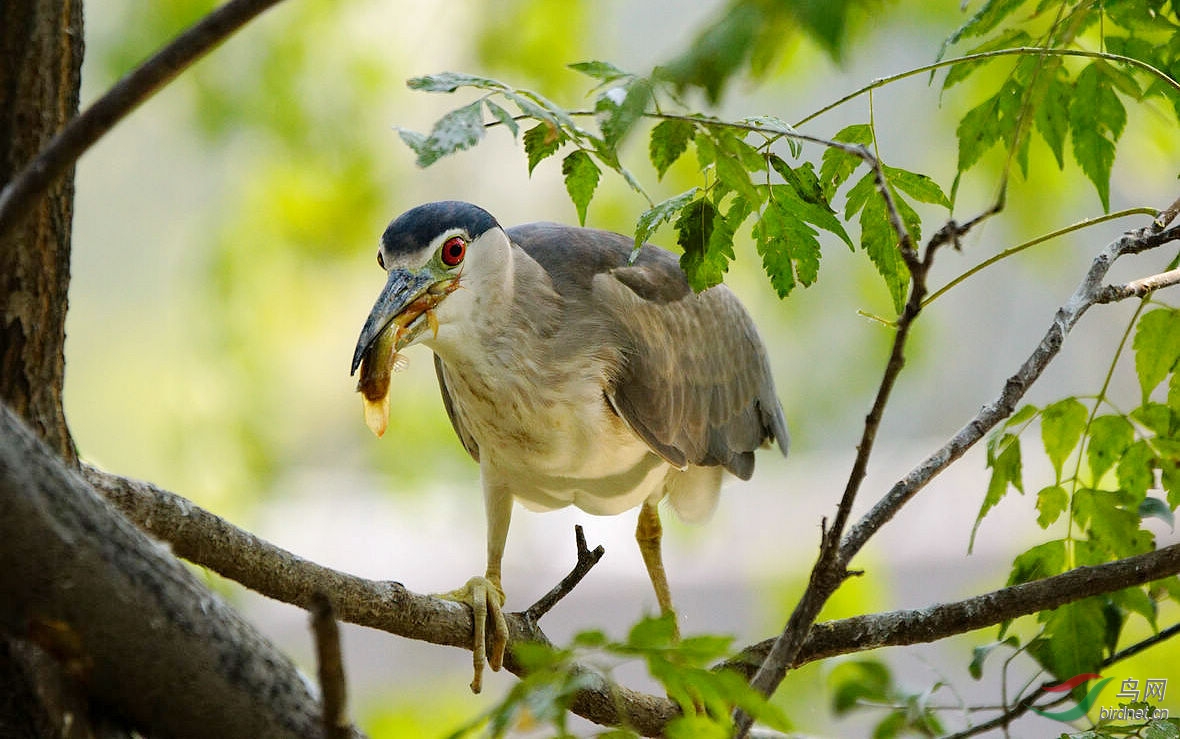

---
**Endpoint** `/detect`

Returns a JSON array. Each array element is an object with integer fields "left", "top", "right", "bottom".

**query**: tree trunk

[
  {"left": 0, "top": 1, "right": 90, "bottom": 735},
  {"left": 0, "top": 0, "right": 81, "bottom": 465}
]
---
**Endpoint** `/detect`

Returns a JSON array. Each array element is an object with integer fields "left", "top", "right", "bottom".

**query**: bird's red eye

[{"left": 441, "top": 236, "right": 466, "bottom": 267}]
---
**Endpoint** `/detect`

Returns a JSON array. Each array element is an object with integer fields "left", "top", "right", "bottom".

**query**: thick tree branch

[
  {"left": 0, "top": 0, "right": 292, "bottom": 236},
  {"left": 83, "top": 465, "right": 680, "bottom": 736},
  {"left": 0, "top": 404, "right": 358, "bottom": 739}
]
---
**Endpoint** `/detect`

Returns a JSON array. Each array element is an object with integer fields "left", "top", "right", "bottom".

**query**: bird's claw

[{"left": 442, "top": 575, "right": 507, "bottom": 693}]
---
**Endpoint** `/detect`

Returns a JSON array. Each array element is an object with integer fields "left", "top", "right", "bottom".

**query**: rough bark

[
  {"left": 0, "top": 0, "right": 81, "bottom": 464},
  {"left": 0, "top": 404, "right": 347, "bottom": 739}
]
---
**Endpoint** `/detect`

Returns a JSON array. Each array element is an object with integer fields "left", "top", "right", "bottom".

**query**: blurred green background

[{"left": 66, "top": 0, "right": 1180, "bottom": 735}]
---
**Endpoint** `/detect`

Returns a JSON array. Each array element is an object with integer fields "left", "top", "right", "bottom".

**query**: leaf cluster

[
  {"left": 940, "top": 0, "right": 1180, "bottom": 210},
  {"left": 449, "top": 615, "right": 790, "bottom": 738},
  {"left": 973, "top": 304, "right": 1180, "bottom": 690},
  {"left": 399, "top": 65, "right": 950, "bottom": 311}
]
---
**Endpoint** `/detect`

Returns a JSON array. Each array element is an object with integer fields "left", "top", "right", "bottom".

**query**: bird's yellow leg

[
  {"left": 441, "top": 481, "right": 512, "bottom": 693},
  {"left": 636, "top": 500, "right": 680, "bottom": 641}
]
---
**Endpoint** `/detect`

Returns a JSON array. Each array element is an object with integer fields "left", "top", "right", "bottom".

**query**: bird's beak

[{"left": 350, "top": 267, "right": 458, "bottom": 376}]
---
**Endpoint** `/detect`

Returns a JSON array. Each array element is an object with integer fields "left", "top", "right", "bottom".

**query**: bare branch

[
  {"left": 0, "top": 0, "right": 292, "bottom": 236},
  {"left": 525, "top": 525, "right": 606, "bottom": 622},
  {"left": 724, "top": 542, "right": 1180, "bottom": 677},
  {"left": 310, "top": 592, "right": 350, "bottom": 739}
]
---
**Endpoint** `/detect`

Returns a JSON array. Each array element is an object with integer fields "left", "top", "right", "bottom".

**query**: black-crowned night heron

[{"left": 350, "top": 201, "right": 788, "bottom": 692}]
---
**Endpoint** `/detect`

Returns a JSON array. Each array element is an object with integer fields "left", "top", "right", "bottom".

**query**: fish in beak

[{"left": 351, "top": 267, "right": 460, "bottom": 436}]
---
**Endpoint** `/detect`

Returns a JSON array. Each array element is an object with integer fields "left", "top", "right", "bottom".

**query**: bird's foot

[{"left": 441, "top": 576, "right": 507, "bottom": 693}]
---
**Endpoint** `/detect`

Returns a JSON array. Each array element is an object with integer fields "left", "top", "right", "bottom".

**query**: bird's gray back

[{"left": 505, "top": 222, "right": 788, "bottom": 479}]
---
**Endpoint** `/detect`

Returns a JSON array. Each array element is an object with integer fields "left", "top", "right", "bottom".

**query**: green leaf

[
  {"left": 597, "top": 78, "right": 651, "bottom": 148},
  {"left": 400, "top": 100, "right": 486, "bottom": 168},
  {"left": 1118, "top": 439, "right": 1156, "bottom": 501},
  {"left": 1113, "top": 585, "right": 1158, "bottom": 630},
  {"left": 754, "top": 191, "right": 822, "bottom": 298},
  {"left": 406, "top": 71, "right": 501, "bottom": 93},
  {"left": 943, "top": 0, "right": 1028, "bottom": 47},
  {"left": 1070, "top": 62, "right": 1127, "bottom": 211},
  {"left": 819, "top": 124, "right": 872, "bottom": 199},
  {"left": 1028, "top": 598, "right": 1107, "bottom": 682},
  {"left": 1041, "top": 397, "right": 1088, "bottom": 478},
  {"left": 1134, "top": 308, "right": 1180, "bottom": 401},
  {"left": 956, "top": 78, "right": 1024, "bottom": 173},
  {"left": 712, "top": 139, "right": 762, "bottom": 206},
  {"left": 883, "top": 165, "right": 951, "bottom": 208},
  {"left": 666, "top": 716, "right": 729, "bottom": 739},
  {"left": 1035, "top": 66, "right": 1071, "bottom": 169},
  {"left": 968, "top": 637, "right": 1019, "bottom": 679},
  {"left": 972, "top": 432, "right": 1022, "bottom": 550},
  {"left": 1036, "top": 485, "right": 1069, "bottom": 528},
  {"left": 522, "top": 122, "right": 562, "bottom": 175},
  {"left": 1135, "top": 402, "right": 1176, "bottom": 437},
  {"left": 1008, "top": 539, "right": 1067, "bottom": 587},
  {"left": 1087, "top": 414, "right": 1134, "bottom": 482},
  {"left": 770, "top": 159, "right": 853, "bottom": 249},
  {"left": 1074, "top": 488, "right": 1154, "bottom": 559},
  {"left": 677, "top": 198, "right": 731, "bottom": 291},
  {"left": 626, "top": 613, "right": 679, "bottom": 650},
  {"left": 483, "top": 98, "right": 519, "bottom": 138},
  {"left": 829, "top": 659, "right": 892, "bottom": 715},
  {"left": 859, "top": 193, "right": 911, "bottom": 313},
  {"left": 634, "top": 188, "right": 700, "bottom": 253},
  {"left": 649, "top": 119, "right": 695, "bottom": 180},
  {"left": 561, "top": 150, "right": 601, "bottom": 226},
  {"left": 568, "top": 60, "right": 629, "bottom": 83}
]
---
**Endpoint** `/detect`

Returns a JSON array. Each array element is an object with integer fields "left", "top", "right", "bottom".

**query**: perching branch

[
  {"left": 81, "top": 465, "right": 682, "bottom": 734},
  {"left": 82, "top": 463, "right": 1180, "bottom": 737},
  {"left": 0, "top": 0, "right": 292, "bottom": 236}
]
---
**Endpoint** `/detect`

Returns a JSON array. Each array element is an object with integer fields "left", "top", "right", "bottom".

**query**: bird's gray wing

[
  {"left": 509, "top": 223, "right": 787, "bottom": 480},
  {"left": 433, "top": 352, "right": 480, "bottom": 462}
]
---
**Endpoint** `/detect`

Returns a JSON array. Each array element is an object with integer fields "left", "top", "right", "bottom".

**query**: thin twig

[
  {"left": 525, "top": 525, "right": 606, "bottom": 622},
  {"left": 0, "top": 0, "right": 291, "bottom": 236},
  {"left": 309, "top": 591, "right": 350, "bottom": 739}
]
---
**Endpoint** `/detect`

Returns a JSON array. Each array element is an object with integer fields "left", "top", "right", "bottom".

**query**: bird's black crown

[{"left": 381, "top": 201, "right": 500, "bottom": 257}]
